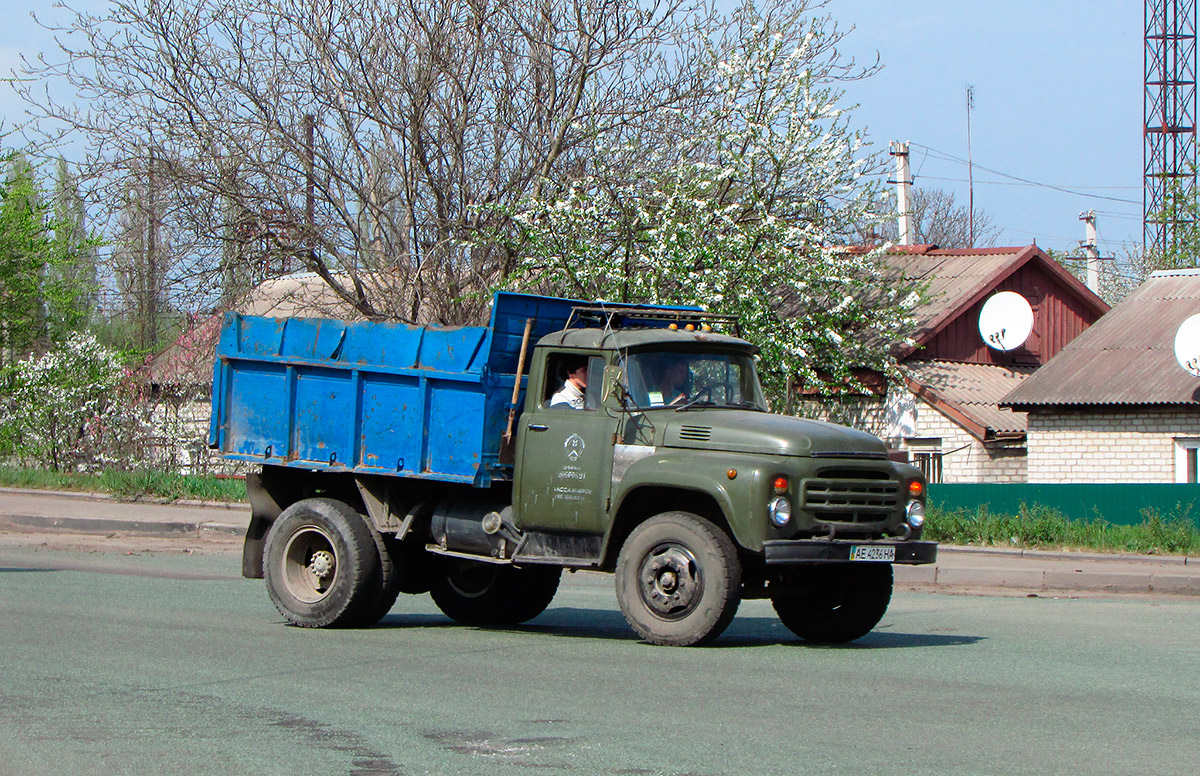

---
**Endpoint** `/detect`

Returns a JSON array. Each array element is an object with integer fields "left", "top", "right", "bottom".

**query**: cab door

[{"left": 514, "top": 353, "right": 616, "bottom": 534}]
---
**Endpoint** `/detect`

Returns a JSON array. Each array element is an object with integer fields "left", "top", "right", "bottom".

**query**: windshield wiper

[
  {"left": 676, "top": 398, "right": 765, "bottom": 412},
  {"left": 675, "top": 399, "right": 720, "bottom": 412}
]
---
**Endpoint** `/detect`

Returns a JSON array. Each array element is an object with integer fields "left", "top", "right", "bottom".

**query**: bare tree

[
  {"left": 864, "top": 187, "right": 1003, "bottom": 249},
  {"left": 19, "top": 0, "right": 722, "bottom": 324}
]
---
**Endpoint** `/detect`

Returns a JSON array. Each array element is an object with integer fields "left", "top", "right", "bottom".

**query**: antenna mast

[
  {"left": 966, "top": 85, "right": 976, "bottom": 247},
  {"left": 1144, "top": 0, "right": 1198, "bottom": 258}
]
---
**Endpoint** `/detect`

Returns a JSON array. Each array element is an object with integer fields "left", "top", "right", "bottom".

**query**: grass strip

[
  {"left": 0, "top": 466, "right": 246, "bottom": 503},
  {"left": 926, "top": 503, "right": 1200, "bottom": 556}
]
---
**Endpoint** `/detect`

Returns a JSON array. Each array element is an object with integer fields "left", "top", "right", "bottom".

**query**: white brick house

[{"left": 1005, "top": 270, "right": 1200, "bottom": 483}]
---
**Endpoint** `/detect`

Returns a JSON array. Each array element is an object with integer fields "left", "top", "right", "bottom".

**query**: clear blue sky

[
  {"left": 3, "top": 0, "right": 1147, "bottom": 260},
  {"left": 831, "top": 0, "right": 1144, "bottom": 258}
]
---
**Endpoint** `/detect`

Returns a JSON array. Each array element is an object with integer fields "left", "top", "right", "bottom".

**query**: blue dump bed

[{"left": 208, "top": 292, "right": 594, "bottom": 486}]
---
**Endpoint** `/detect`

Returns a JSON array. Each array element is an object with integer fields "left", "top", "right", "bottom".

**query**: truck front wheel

[
  {"left": 263, "top": 498, "right": 380, "bottom": 628},
  {"left": 771, "top": 564, "right": 893, "bottom": 643},
  {"left": 615, "top": 512, "right": 742, "bottom": 646},
  {"left": 429, "top": 559, "right": 561, "bottom": 626}
]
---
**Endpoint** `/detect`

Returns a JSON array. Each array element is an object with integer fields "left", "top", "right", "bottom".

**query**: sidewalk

[
  {"left": 2, "top": 487, "right": 1198, "bottom": 597},
  {"left": 0, "top": 487, "right": 248, "bottom": 537}
]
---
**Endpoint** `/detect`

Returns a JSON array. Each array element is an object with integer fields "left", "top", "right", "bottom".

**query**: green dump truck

[{"left": 210, "top": 292, "right": 935, "bottom": 646}]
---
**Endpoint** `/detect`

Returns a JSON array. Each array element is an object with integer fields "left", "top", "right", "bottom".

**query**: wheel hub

[
  {"left": 308, "top": 550, "right": 335, "bottom": 579},
  {"left": 638, "top": 544, "right": 701, "bottom": 619}
]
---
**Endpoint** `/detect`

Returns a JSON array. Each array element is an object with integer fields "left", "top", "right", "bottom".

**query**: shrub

[{"left": 0, "top": 333, "right": 149, "bottom": 471}]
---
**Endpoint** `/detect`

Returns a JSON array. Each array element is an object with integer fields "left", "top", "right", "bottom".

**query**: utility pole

[
  {"left": 1079, "top": 210, "right": 1101, "bottom": 294},
  {"left": 889, "top": 141, "right": 915, "bottom": 245}
]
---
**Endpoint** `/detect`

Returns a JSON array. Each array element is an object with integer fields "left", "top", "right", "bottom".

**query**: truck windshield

[{"left": 625, "top": 350, "right": 767, "bottom": 411}]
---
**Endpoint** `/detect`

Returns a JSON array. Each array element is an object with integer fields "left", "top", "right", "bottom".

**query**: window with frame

[
  {"left": 905, "top": 437, "right": 944, "bottom": 484},
  {"left": 1173, "top": 438, "right": 1200, "bottom": 483}
]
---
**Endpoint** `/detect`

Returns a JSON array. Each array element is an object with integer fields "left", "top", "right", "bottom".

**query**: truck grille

[{"left": 802, "top": 478, "right": 900, "bottom": 523}]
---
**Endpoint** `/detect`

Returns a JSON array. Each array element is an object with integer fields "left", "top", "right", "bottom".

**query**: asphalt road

[{"left": 1, "top": 542, "right": 1197, "bottom": 776}]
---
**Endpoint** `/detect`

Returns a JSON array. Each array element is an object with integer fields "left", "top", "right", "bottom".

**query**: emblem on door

[{"left": 564, "top": 433, "right": 585, "bottom": 462}]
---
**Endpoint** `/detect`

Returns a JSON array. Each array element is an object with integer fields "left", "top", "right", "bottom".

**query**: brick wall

[{"left": 1027, "top": 406, "right": 1200, "bottom": 483}]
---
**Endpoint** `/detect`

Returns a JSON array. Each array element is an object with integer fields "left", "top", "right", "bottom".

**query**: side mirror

[{"left": 601, "top": 365, "right": 625, "bottom": 409}]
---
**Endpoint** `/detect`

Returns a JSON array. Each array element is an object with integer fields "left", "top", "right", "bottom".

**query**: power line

[{"left": 909, "top": 143, "right": 1142, "bottom": 205}]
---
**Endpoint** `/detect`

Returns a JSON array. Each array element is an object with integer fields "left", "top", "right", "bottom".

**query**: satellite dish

[
  {"left": 978, "top": 291, "right": 1034, "bottom": 351},
  {"left": 1173, "top": 314, "right": 1200, "bottom": 377}
]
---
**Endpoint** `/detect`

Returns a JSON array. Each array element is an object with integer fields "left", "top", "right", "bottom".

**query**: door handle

[{"left": 527, "top": 423, "right": 549, "bottom": 431}]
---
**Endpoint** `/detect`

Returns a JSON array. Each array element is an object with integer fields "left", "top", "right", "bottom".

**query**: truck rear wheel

[
  {"left": 429, "top": 558, "right": 561, "bottom": 626},
  {"left": 771, "top": 564, "right": 893, "bottom": 644},
  {"left": 615, "top": 512, "right": 741, "bottom": 647},
  {"left": 263, "top": 498, "right": 379, "bottom": 628}
]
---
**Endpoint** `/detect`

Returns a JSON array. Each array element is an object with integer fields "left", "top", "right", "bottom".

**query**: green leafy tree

[
  {"left": 0, "top": 153, "right": 96, "bottom": 364},
  {"left": 494, "top": 2, "right": 918, "bottom": 403},
  {"left": 50, "top": 158, "right": 101, "bottom": 331},
  {"left": 0, "top": 153, "right": 51, "bottom": 363}
]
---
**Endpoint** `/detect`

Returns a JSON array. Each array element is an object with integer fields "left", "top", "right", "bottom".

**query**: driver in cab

[{"left": 649, "top": 354, "right": 690, "bottom": 407}]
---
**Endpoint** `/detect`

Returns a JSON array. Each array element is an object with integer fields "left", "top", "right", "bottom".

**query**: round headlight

[
  {"left": 769, "top": 496, "right": 792, "bottom": 527},
  {"left": 906, "top": 499, "right": 926, "bottom": 528}
]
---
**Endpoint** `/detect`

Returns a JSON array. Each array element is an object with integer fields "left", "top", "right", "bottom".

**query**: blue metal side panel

[
  {"left": 292, "top": 365, "right": 356, "bottom": 465},
  {"left": 238, "top": 316, "right": 288, "bottom": 357},
  {"left": 428, "top": 380, "right": 488, "bottom": 477},
  {"left": 418, "top": 327, "right": 488, "bottom": 374},
  {"left": 226, "top": 361, "right": 289, "bottom": 456},
  {"left": 339, "top": 321, "right": 423, "bottom": 368},
  {"left": 280, "top": 318, "right": 345, "bottom": 360},
  {"left": 358, "top": 372, "right": 425, "bottom": 472},
  {"left": 488, "top": 293, "right": 584, "bottom": 375}
]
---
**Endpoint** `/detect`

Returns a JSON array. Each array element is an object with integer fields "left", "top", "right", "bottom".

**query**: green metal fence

[{"left": 928, "top": 483, "right": 1200, "bottom": 528}]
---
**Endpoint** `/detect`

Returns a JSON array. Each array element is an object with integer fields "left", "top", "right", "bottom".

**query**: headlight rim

[
  {"left": 905, "top": 499, "right": 926, "bottom": 528},
  {"left": 768, "top": 496, "right": 792, "bottom": 527}
]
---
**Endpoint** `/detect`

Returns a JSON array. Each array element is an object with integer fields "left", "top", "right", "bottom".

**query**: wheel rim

[
  {"left": 637, "top": 542, "right": 703, "bottom": 620},
  {"left": 281, "top": 525, "right": 339, "bottom": 604}
]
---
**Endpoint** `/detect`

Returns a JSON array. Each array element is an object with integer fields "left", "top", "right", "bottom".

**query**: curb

[
  {"left": 937, "top": 544, "right": 1194, "bottom": 567},
  {"left": 894, "top": 564, "right": 1200, "bottom": 596},
  {"left": 0, "top": 514, "right": 245, "bottom": 537}
]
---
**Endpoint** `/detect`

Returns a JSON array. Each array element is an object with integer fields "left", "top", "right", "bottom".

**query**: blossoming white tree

[
  {"left": 498, "top": 2, "right": 918, "bottom": 402},
  {"left": 1, "top": 333, "right": 147, "bottom": 471}
]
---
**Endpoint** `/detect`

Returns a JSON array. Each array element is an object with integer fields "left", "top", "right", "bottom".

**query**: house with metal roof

[
  {"left": 1004, "top": 269, "right": 1200, "bottom": 483},
  {"left": 800, "top": 244, "right": 1109, "bottom": 483}
]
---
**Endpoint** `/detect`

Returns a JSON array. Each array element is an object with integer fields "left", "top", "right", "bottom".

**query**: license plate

[{"left": 849, "top": 545, "right": 895, "bottom": 562}]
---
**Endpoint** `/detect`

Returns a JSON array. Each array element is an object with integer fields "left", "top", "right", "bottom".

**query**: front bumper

[{"left": 763, "top": 539, "right": 937, "bottom": 566}]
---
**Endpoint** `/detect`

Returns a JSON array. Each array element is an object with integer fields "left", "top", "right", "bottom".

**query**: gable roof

[
  {"left": 1004, "top": 269, "right": 1200, "bottom": 408},
  {"left": 881, "top": 244, "right": 1109, "bottom": 357},
  {"left": 902, "top": 360, "right": 1034, "bottom": 440}
]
